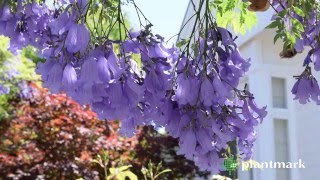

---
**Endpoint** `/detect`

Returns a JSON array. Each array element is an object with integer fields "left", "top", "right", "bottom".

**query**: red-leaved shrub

[
  {"left": 0, "top": 83, "right": 137, "bottom": 179},
  {"left": 0, "top": 83, "right": 208, "bottom": 179}
]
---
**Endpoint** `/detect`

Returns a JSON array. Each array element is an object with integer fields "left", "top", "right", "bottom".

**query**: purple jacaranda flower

[
  {"left": 97, "top": 56, "right": 112, "bottom": 83},
  {"left": 247, "top": 97, "right": 267, "bottom": 119},
  {"left": 195, "top": 128, "right": 213, "bottom": 153},
  {"left": 49, "top": 11, "right": 74, "bottom": 35},
  {"left": 242, "top": 97, "right": 267, "bottom": 124},
  {"left": 313, "top": 49, "right": 320, "bottom": 71},
  {"left": 76, "top": 0, "right": 89, "bottom": 12},
  {"left": 292, "top": 68, "right": 320, "bottom": 104},
  {"left": 75, "top": 57, "right": 100, "bottom": 104},
  {"left": 177, "top": 129, "right": 197, "bottom": 159},
  {"left": 238, "top": 138, "right": 255, "bottom": 160},
  {"left": 65, "top": 23, "right": 90, "bottom": 53},
  {"left": 212, "top": 75, "right": 232, "bottom": 103},
  {"left": 217, "top": 27, "right": 235, "bottom": 46},
  {"left": 148, "top": 43, "right": 170, "bottom": 58},
  {"left": 230, "top": 48, "right": 251, "bottom": 73},
  {"left": 0, "top": 5, "right": 12, "bottom": 34},
  {"left": 194, "top": 150, "right": 224, "bottom": 173},
  {"left": 144, "top": 66, "right": 172, "bottom": 102},
  {"left": 174, "top": 74, "right": 199, "bottom": 105},
  {"left": 226, "top": 115, "right": 253, "bottom": 139},
  {"left": 118, "top": 117, "right": 136, "bottom": 137},
  {"left": 84, "top": 46, "right": 122, "bottom": 85},
  {"left": 219, "top": 63, "right": 241, "bottom": 86},
  {"left": 124, "top": 77, "right": 144, "bottom": 107},
  {"left": 62, "top": 64, "right": 77, "bottom": 92},
  {"left": 36, "top": 59, "right": 56, "bottom": 82},
  {"left": 122, "top": 39, "right": 141, "bottom": 53},
  {"left": 104, "top": 83, "right": 131, "bottom": 120},
  {"left": 216, "top": 48, "right": 251, "bottom": 89},
  {"left": 200, "top": 77, "right": 215, "bottom": 106},
  {"left": 107, "top": 83, "right": 127, "bottom": 108},
  {"left": 0, "top": 2, "right": 51, "bottom": 53},
  {"left": 295, "top": 38, "right": 304, "bottom": 53},
  {"left": 0, "top": 5, "right": 12, "bottom": 21},
  {"left": 211, "top": 119, "right": 234, "bottom": 149},
  {"left": 118, "top": 108, "right": 145, "bottom": 137},
  {"left": 42, "top": 61, "right": 63, "bottom": 93}
]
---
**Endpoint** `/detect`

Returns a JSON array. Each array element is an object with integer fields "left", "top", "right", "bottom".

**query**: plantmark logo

[{"left": 223, "top": 155, "right": 238, "bottom": 175}]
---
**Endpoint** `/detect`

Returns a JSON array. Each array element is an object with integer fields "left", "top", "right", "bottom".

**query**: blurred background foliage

[
  {"left": 0, "top": 83, "right": 209, "bottom": 179},
  {"left": 0, "top": 36, "right": 40, "bottom": 121}
]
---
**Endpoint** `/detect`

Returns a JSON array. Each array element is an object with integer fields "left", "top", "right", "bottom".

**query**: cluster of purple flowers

[
  {"left": 271, "top": 0, "right": 320, "bottom": 104},
  {"left": 0, "top": 0, "right": 267, "bottom": 173}
]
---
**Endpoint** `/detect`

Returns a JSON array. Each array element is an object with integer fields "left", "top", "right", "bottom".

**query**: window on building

[
  {"left": 272, "top": 78, "right": 287, "bottom": 108},
  {"left": 274, "top": 119, "right": 290, "bottom": 180}
]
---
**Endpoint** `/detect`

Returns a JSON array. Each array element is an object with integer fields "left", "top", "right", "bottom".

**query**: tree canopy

[{"left": 0, "top": 0, "right": 319, "bottom": 174}]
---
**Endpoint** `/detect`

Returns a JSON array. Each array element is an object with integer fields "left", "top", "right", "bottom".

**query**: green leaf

[
  {"left": 292, "top": 18, "right": 304, "bottom": 32},
  {"left": 293, "top": 7, "right": 305, "bottom": 17},
  {"left": 214, "top": 0, "right": 257, "bottom": 34},
  {"left": 176, "top": 38, "right": 189, "bottom": 48},
  {"left": 266, "top": 20, "right": 280, "bottom": 29},
  {"left": 273, "top": 33, "right": 282, "bottom": 44},
  {"left": 277, "top": 9, "right": 288, "bottom": 18}
]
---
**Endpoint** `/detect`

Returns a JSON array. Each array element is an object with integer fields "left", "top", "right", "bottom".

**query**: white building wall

[{"left": 238, "top": 29, "right": 320, "bottom": 180}]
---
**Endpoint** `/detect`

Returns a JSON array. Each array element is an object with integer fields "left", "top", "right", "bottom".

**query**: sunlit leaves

[{"left": 211, "top": 0, "right": 257, "bottom": 34}]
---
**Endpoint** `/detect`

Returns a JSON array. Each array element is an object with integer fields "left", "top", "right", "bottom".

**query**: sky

[{"left": 123, "top": 0, "right": 190, "bottom": 45}]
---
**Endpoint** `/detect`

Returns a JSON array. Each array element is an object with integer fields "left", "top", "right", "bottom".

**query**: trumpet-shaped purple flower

[
  {"left": 292, "top": 71, "right": 320, "bottom": 104},
  {"left": 65, "top": 23, "right": 90, "bottom": 54},
  {"left": 49, "top": 11, "right": 74, "bottom": 35},
  {"left": 177, "top": 129, "right": 197, "bottom": 159},
  {"left": 194, "top": 150, "right": 223, "bottom": 173},
  {"left": 200, "top": 77, "right": 215, "bottom": 106},
  {"left": 217, "top": 27, "right": 235, "bottom": 47},
  {"left": 42, "top": 61, "right": 63, "bottom": 93},
  {"left": 242, "top": 97, "right": 267, "bottom": 124},
  {"left": 97, "top": 56, "right": 112, "bottom": 83},
  {"left": 174, "top": 74, "right": 199, "bottom": 105},
  {"left": 313, "top": 49, "right": 320, "bottom": 71},
  {"left": 195, "top": 128, "right": 214, "bottom": 153},
  {"left": 62, "top": 64, "right": 77, "bottom": 93}
]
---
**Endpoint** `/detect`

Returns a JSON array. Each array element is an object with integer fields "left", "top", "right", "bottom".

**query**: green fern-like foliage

[{"left": 210, "top": 0, "right": 257, "bottom": 35}]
